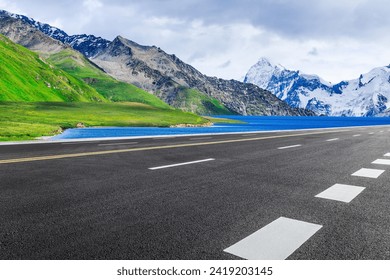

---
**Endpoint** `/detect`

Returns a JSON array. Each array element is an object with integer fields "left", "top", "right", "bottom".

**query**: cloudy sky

[{"left": 1, "top": 0, "right": 389, "bottom": 83}]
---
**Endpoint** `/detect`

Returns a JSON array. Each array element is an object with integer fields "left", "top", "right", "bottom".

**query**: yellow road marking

[{"left": 0, "top": 129, "right": 350, "bottom": 165}]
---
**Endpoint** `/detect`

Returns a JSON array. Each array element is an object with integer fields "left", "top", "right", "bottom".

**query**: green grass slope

[
  {"left": 173, "top": 87, "right": 236, "bottom": 115},
  {"left": 0, "top": 35, "right": 106, "bottom": 102},
  {"left": 47, "top": 50, "right": 170, "bottom": 109},
  {"left": 0, "top": 102, "right": 209, "bottom": 141}
]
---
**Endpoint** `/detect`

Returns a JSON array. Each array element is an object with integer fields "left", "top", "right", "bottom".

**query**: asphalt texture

[{"left": 1, "top": 126, "right": 390, "bottom": 260}]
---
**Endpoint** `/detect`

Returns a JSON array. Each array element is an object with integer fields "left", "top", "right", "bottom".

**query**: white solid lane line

[
  {"left": 153, "top": 136, "right": 176, "bottom": 140},
  {"left": 224, "top": 217, "right": 322, "bottom": 260},
  {"left": 326, "top": 138, "right": 339, "bottom": 142},
  {"left": 189, "top": 137, "right": 213, "bottom": 141},
  {"left": 62, "top": 141, "right": 98, "bottom": 145},
  {"left": 98, "top": 142, "right": 138, "bottom": 146},
  {"left": 149, "top": 158, "right": 215, "bottom": 170},
  {"left": 277, "top": 144, "right": 302, "bottom": 150},
  {"left": 315, "top": 184, "right": 365, "bottom": 203},
  {"left": 351, "top": 168, "right": 385, "bottom": 179},
  {"left": 372, "top": 159, "right": 390, "bottom": 165}
]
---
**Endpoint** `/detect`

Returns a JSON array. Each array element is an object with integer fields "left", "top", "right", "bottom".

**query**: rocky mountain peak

[
  {"left": 0, "top": 9, "right": 68, "bottom": 40},
  {"left": 0, "top": 15, "right": 66, "bottom": 54},
  {"left": 256, "top": 57, "right": 285, "bottom": 70},
  {"left": 244, "top": 57, "right": 286, "bottom": 89}
]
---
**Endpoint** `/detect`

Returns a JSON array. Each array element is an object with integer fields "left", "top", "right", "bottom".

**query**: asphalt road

[{"left": 1, "top": 126, "right": 390, "bottom": 260}]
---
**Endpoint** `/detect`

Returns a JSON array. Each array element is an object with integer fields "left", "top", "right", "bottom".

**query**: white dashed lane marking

[
  {"left": 224, "top": 217, "right": 322, "bottom": 260},
  {"left": 149, "top": 158, "right": 215, "bottom": 170},
  {"left": 326, "top": 138, "right": 339, "bottom": 142},
  {"left": 315, "top": 184, "right": 365, "bottom": 203},
  {"left": 384, "top": 153, "right": 390, "bottom": 157},
  {"left": 277, "top": 144, "right": 302, "bottom": 150},
  {"left": 351, "top": 168, "right": 385, "bottom": 179},
  {"left": 353, "top": 134, "right": 361, "bottom": 137},
  {"left": 372, "top": 159, "right": 390, "bottom": 166},
  {"left": 369, "top": 132, "right": 375, "bottom": 135}
]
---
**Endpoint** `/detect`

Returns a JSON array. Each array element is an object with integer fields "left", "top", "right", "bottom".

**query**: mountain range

[
  {"left": 0, "top": 9, "right": 313, "bottom": 117},
  {"left": 244, "top": 58, "right": 390, "bottom": 117}
]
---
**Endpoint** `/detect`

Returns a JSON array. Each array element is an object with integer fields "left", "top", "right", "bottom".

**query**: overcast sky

[{"left": 1, "top": 0, "right": 389, "bottom": 83}]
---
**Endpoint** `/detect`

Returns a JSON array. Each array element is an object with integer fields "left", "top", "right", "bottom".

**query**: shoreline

[
  {"left": 0, "top": 122, "right": 381, "bottom": 146},
  {"left": 34, "top": 121, "right": 216, "bottom": 141},
  {"left": 169, "top": 121, "right": 214, "bottom": 128},
  {"left": 3, "top": 116, "right": 390, "bottom": 143}
]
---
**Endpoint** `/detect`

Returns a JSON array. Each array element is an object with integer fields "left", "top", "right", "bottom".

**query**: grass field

[{"left": 0, "top": 102, "right": 209, "bottom": 141}]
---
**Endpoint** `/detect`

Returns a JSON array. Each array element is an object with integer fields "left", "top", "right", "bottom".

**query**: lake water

[{"left": 51, "top": 116, "right": 390, "bottom": 140}]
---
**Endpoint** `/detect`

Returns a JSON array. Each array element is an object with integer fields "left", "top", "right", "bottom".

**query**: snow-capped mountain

[
  {"left": 244, "top": 58, "right": 390, "bottom": 116},
  {"left": 0, "top": 10, "right": 110, "bottom": 57}
]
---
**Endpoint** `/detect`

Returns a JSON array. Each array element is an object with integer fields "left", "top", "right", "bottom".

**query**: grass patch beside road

[{"left": 0, "top": 102, "right": 209, "bottom": 141}]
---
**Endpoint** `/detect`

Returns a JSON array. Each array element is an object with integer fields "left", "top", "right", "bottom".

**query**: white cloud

[
  {"left": 83, "top": 0, "right": 103, "bottom": 11},
  {"left": 0, "top": 0, "right": 25, "bottom": 14},
  {"left": 47, "top": 18, "right": 64, "bottom": 30}
]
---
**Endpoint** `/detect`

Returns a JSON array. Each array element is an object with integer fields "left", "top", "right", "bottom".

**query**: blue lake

[{"left": 51, "top": 116, "right": 390, "bottom": 140}]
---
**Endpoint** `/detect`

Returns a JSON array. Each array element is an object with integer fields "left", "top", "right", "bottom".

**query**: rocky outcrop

[{"left": 169, "top": 122, "right": 213, "bottom": 128}]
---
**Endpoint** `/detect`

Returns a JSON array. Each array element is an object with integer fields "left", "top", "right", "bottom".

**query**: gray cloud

[
  {"left": 308, "top": 48, "right": 318, "bottom": 56},
  {"left": 218, "top": 60, "right": 231, "bottom": 68},
  {"left": 8, "top": 0, "right": 390, "bottom": 40},
  {"left": 0, "top": 0, "right": 389, "bottom": 83},
  {"left": 99, "top": 0, "right": 390, "bottom": 40}
]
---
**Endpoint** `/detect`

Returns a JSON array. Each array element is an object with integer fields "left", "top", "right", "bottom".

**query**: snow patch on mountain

[{"left": 244, "top": 58, "right": 390, "bottom": 116}]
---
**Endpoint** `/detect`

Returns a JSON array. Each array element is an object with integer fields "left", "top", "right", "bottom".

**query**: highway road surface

[{"left": 1, "top": 125, "right": 390, "bottom": 260}]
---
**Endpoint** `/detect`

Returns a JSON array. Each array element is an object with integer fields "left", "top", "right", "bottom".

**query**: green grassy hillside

[
  {"left": 47, "top": 50, "right": 170, "bottom": 109},
  {"left": 173, "top": 87, "right": 235, "bottom": 115},
  {"left": 0, "top": 35, "right": 106, "bottom": 102}
]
